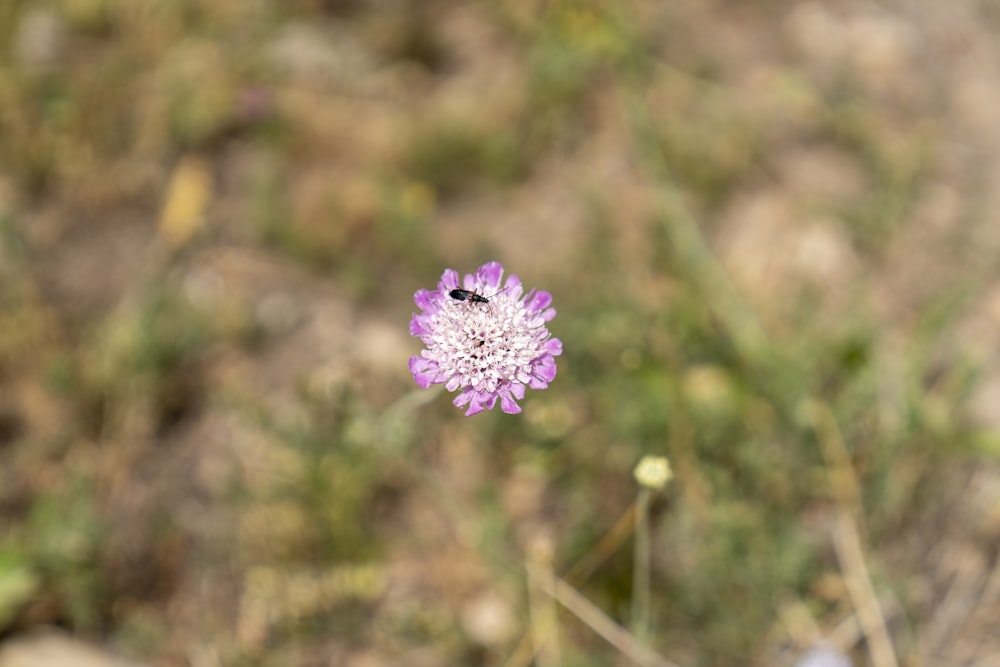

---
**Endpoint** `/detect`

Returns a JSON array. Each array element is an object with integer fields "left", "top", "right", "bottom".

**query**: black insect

[{"left": 448, "top": 286, "right": 509, "bottom": 305}]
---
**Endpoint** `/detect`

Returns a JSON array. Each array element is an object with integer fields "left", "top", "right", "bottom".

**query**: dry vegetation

[{"left": 2, "top": 1, "right": 1000, "bottom": 666}]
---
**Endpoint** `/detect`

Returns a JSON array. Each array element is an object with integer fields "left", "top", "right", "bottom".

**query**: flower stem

[{"left": 631, "top": 486, "right": 652, "bottom": 648}]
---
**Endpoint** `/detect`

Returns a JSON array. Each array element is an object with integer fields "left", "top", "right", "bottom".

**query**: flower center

[{"left": 430, "top": 297, "right": 542, "bottom": 390}]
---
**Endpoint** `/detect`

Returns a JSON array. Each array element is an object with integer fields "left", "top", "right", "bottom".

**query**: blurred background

[{"left": 2, "top": 1, "right": 1000, "bottom": 666}]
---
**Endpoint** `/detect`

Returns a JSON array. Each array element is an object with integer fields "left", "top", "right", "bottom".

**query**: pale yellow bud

[{"left": 633, "top": 455, "right": 673, "bottom": 490}]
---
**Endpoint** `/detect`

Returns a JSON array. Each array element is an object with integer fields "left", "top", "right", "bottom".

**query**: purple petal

[
  {"left": 414, "top": 288, "right": 434, "bottom": 311},
  {"left": 545, "top": 338, "right": 563, "bottom": 355},
  {"left": 528, "top": 368, "right": 550, "bottom": 389},
  {"left": 509, "top": 382, "right": 526, "bottom": 400},
  {"left": 463, "top": 394, "right": 487, "bottom": 416},
  {"left": 453, "top": 388, "right": 475, "bottom": 408},
  {"left": 539, "top": 307, "right": 556, "bottom": 322},
  {"left": 500, "top": 390, "right": 522, "bottom": 414},
  {"left": 409, "top": 356, "right": 438, "bottom": 388},
  {"left": 460, "top": 390, "right": 498, "bottom": 416},
  {"left": 410, "top": 313, "right": 436, "bottom": 336},
  {"left": 536, "top": 355, "right": 557, "bottom": 380},
  {"left": 477, "top": 261, "right": 504, "bottom": 290},
  {"left": 528, "top": 370, "right": 549, "bottom": 389},
  {"left": 440, "top": 269, "right": 460, "bottom": 292},
  {"left": 528, "top": 377, "right": 548, "bottom": 390},
  {"left": 529, "top": 356, "right": 556, "bottom": 388},
  {"left": 525, "top": 290, "right": 553, "bottom": 314}
]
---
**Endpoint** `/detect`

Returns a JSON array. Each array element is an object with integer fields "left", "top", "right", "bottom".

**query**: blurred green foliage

[{"left": 0, "top": 546, "right": 40, "bottom": 628}]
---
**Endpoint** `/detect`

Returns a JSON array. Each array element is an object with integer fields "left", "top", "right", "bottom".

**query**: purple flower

[
  {"left": 409, "top": 261, "right": 563, "bottom": 416},
  {"left": 795, "top": 647, "right": 852, "bottom": 667}
]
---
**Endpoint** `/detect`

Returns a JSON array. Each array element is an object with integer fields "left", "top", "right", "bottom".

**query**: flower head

[
  {"left": 409, "top": 261, "right": 562, "bottom": 416},
  {"left": 795, "top": 647, "right": 852, "bottom": 667},
  {"left": 633, "top": 456, "right": 673, "bottom": 490}
]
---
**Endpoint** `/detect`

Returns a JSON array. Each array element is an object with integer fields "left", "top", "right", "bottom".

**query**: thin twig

[
  {"left": 563, "top": 501, "right": 637, "bottom": 586},
  {"left": 832, "top": 509, "right": 900, "bottom": 667},
  {"left": 536, "top": 574, "right": 686, "bottom": 667},
  {"left": 827, "top": 593, "right": 901, "bottom": 653},
  {"left": 506, "top": 504, "right": 640, "bottom": 667},
  {"left": 527, "top": 550, "right": 562, "bottom": 667},
  {"left": 808, "top": 400, "right": 899, "bottom": 667},
  {"left": 808, "top": 401, "right": 865, "bottom": 520}
]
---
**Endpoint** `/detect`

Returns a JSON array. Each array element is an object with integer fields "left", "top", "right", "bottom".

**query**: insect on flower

[
  {"left": 448, "top": 286, "right": 509, "bottom": 308},
  {"left": 409, "top": 261, "right": 562, "bottom": 416}
]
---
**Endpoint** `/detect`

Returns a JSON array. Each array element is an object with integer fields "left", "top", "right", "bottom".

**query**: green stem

[{"left": 631, "top": 486, "right": 652, "bottom": 648}]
